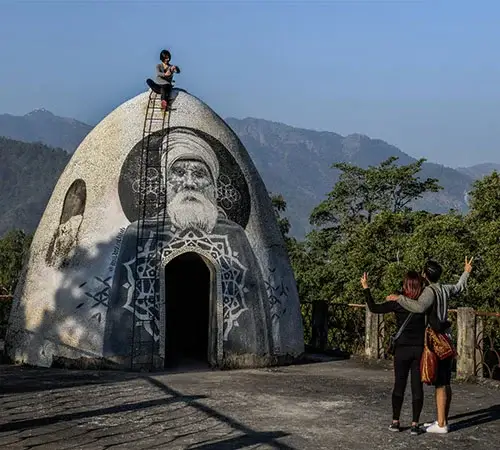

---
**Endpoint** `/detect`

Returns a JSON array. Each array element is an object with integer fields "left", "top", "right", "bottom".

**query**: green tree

[
  {"left": 467, "top": 171, "right": 500, "bottom": 223},
  {"left": 300, "top": 157, "right": 442, "bottom": 304},
  {"left": 287, "top": 158, "right": 500, "bottom": 358},
  {"left": 270, "top": 192, "right": 291, "bottom": 238},
  {"left": 276, "top": 161, "right": 500, "bottom": 317},
  {"left": 402, "top": 212, "right": 478, "bottom": 306},
  {"left": 310, "top": 157, "right": 442, "bottom": 230},
  {"left": 466, "top": 171, "right": 500, "bottom": 308},
  {"left": 0, "top": 229, "right": 32, "bottom": 295},
  {"left": 325, "top": 211, "right": 432, "bottom": 304}
]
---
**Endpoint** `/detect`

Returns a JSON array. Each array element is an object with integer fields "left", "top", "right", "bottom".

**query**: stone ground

[{"left": 0, "top": 357, "right": 499, "bottom": 450}]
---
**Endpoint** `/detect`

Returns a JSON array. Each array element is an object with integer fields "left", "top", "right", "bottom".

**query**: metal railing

[
  {"left": 329, "top": 303, "right": 365, "bottom": 355},
  {"left": 475, "top": 311, "right": 500, "bottom": 380},
  {"left": 301, "top": 301, "right": 500, "bottom": 381},
  {"left": 378, "top": 313, "right": 394, "bottom": 359},
  {"left": 301, "top": 301, "right": 365, "bottom": 355}
]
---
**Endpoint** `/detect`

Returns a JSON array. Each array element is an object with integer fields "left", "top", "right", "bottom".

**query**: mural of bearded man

[
  {"left": 103, "top": 128, "right": 273, "bottom": 366},
  {"left": 163, "top": 130, "right": 221, "bottom": 233}
]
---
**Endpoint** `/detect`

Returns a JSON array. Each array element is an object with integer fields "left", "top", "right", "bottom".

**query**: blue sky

[{"left": 1, "top": 0, "right": 499, "bottom": 167}]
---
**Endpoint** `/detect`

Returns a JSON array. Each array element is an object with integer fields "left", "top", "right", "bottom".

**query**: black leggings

[
  {"left": 161, "top": 84, "right": 172, "bottom": 103},
  {"left": 392, "top": 345, "right": 424, "bottom": 423}
]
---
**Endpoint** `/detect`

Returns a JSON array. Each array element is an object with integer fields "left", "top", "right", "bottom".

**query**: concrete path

[{"left": 0, "top": 358, "right": 499, "bottom": 449}]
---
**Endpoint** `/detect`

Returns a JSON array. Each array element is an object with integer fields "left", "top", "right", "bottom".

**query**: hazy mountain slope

[
  {"left": 0, "top": 137, "right": 70, "bottom": 236},
  {"left": 227, "top": 117, "right": 474, "bottom": 236},
  {"left": 0, "top": 109, "right": 92, "bottom": 153},
  {"left": 457, "top": 163, "right": 500, "bottom": 180}
]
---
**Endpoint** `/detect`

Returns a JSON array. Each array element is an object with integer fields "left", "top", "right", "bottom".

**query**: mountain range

[
  {"left": 0, "top": 109, "right": 499, "bottom": 238},
  {"left": 0, "top": 109, "right": 92, "bottom": 153},
  {"left": 226, "top": 117, "right": 499, "bottom": 235}
]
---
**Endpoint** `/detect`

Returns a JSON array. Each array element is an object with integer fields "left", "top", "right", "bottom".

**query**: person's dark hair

[
  {"left": 402, "top": 271, "right": 424, "bottom": 300},
  {"left": 160, "top": 49, "right": 171, "bottom": 62},
  {"left": 423, "top": 260, "right": 443, "bottom": 283}
]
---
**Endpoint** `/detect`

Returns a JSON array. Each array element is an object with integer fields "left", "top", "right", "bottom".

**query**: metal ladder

[{"left": 130, "top": 90, "right": 170, "bottom": 371}]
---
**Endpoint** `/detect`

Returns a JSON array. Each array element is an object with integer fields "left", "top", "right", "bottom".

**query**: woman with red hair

[{"left": 361, "top": 271, "right": 427, "bottom": 435}]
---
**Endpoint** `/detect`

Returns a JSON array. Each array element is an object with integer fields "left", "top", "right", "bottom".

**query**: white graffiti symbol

[
  {"left": 123, "top": 236, "right": 160, "bottom": 339},
  {"left": 132, "top": 168, "right": 162, "bottom": 201},
  {"left": 122, "top": 227, "right": 249, "bottom": 341},
  {"left": 217, "top": 175, "right": 241, "bottom": 210}
]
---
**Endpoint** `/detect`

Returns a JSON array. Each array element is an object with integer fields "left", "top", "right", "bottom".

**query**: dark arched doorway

[{"left": 164, "top": 252, "right": 211, "bottom": 368}]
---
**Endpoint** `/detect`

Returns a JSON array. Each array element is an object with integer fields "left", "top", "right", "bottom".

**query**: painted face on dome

[
  {"left": 166, "top": 159, "right": 216, "bottom": 203},
  {"left": 165, "top": 159, "right": 219, "bottom": 232}
]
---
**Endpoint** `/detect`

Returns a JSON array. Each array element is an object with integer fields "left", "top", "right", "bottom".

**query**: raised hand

[
  {"left": 465, "top": 256, "right": 474, "bottom": 273},
  {"left": 360, "top": 272, "right": 369, "bottom": 289}
]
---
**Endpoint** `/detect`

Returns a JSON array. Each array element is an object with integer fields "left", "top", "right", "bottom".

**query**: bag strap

[
  {"left": 393, "top": 312, "right": 414, "bottom": 341},
  {"left": 427, "top": 285, "right": 447, "bottom": 331}
]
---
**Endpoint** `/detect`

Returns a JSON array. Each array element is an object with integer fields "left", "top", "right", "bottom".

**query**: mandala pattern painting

[{"left": 122, "top": 228, "right": 250, "bottom": 342}]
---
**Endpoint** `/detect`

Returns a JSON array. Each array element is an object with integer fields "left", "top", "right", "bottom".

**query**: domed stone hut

[{"left": 6, "top": 88, "right": 304, "bottom": 370}]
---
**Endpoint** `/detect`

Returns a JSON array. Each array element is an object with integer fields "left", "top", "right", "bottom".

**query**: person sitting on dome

[{"left": 155, "top": 49, "right": 181, "bottom": 111}]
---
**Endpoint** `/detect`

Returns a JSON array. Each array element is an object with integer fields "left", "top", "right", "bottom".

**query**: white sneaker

[
  {"left": 426, "top": 422, "right": 449, "bottom": 434},
  {"left": 424, "top": 420, "right": 437, "bottom": 427}
]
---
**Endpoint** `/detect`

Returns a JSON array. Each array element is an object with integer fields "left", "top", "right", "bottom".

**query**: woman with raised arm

[{"left": 360, "top": 271, "right": 427, "bottom": 435}]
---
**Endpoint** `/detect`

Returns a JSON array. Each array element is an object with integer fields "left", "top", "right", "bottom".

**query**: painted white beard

[{"left": 167, "top": 191, "right": 218, "bottom": 233}]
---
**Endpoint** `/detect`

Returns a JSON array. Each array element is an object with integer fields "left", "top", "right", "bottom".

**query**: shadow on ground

[
  {"left": 0, "top": 364, "right": 294, "bottom": 449},
  {"left": 0, "top": 366, "right": 137, "bottom": 396},
  {"left": 449, "top": 404, "right": 500, "bottom": 432},
  {"left": 145, "top": 376, "right": 293, "bottom": 449}
]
